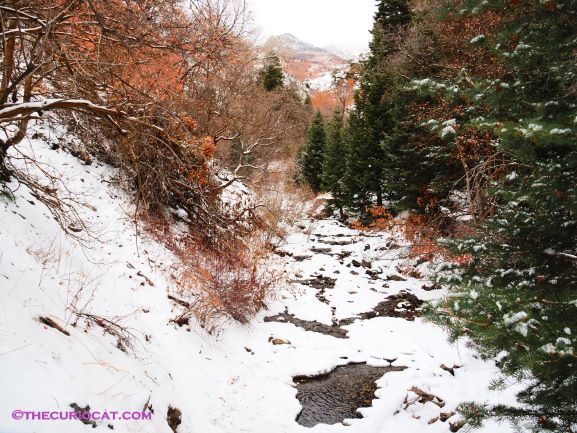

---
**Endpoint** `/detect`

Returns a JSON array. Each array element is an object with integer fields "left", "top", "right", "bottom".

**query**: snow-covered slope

[
  {"left": 265, "top": 33, "right": 328, "bottom": 54},
  {"left": 1, "top": 121, "right": 522, "bottom": 433}
]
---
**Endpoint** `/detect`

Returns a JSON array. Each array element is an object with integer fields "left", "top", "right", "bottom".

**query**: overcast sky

[{"left": 247, "top": 0, "right": 377, "bottom": 56}]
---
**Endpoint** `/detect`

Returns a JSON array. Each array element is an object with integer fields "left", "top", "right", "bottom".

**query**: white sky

[{"left": 247, "top": 0, "right": 377, "bottom": 56}]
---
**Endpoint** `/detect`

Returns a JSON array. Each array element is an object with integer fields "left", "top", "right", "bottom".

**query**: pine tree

[
  {"left": 343, "top": 0, "right": 411, "bottom": 212},
  {"left": 374, "top": 0, "right": 412, "bottom": 28},
  {"left": 322, "top": 110, "right": 347, "bottom": 217},
  {"left": 429, "top": 1, "right": 577, "bottom": 431},
  {"left": 298, "top": 111, "right": 326, "bottom": 193},
  {"left": 258, "top": 54, "right": 284, "bottom": 92}
]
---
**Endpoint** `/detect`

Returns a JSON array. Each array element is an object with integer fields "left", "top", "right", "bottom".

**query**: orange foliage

[
  {"left": 283, "top": 59, "right": 316, "bottom": 81},
  {"left": 311, "top": 90, "right": 340, "bottom": 115},
  {"left": 350, "top": 206, "right": 394, "bottom": 231},
  {"left": 144, "top": 215, "right": 279, "bottom": 332},
  {"left": 439, "top": 9, "right": 509, "bottom": 79}
]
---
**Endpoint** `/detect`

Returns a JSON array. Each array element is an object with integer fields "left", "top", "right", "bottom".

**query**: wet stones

[
  {"left": 295, "top": 275, "right": 337, "bottom": 290},
  {"left": 264, "top": 313, "right": 349, "bottom": 339},
  {"left": 317, "top": 238, "right": 356, "bottom": 246},
  {"left": 310, "top": 246, "right": 333, "bottom": 254},
  {"left": 315, "top": 289, "right": 330, "bottom": 306},
  {"left": 356, "top": 291, "right": 424, "bottom": 321},
  {"left": 336, "top": 251, "right": 352, "bottom": 260},
  {"left": 293, "top": 254, "right": 313, "bottom": 262}
]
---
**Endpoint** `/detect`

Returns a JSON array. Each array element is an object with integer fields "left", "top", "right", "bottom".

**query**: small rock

[
  {"left": 351, "top": 260, "right": 362, "bottom": 267},
  {"left": 70, "top": 403, "right": 96, "bottom": 428},
  {"left": 449, "top": 419, "right": 466, "bottom": 432},
  {"left": 440, "top": 411, "right": 456, "bottom": 422},
  {"left": 361, "top": 259, "right": 372, "bottom": 269},
  {"left": 350, "top": 270, "right": 359, "bottom": 275},
  {"left": 386, "top": 274, "right": 407, "bottom": 281},
  {"left": 311, "top": 247, "right": 332, "bottom": 254},
  {"left": 270, "top": 338, "right": 291, "bottom": 345},
  {"left": 440, "top": 364, "right": 462, "bottom": 376},
  {"left": 167, "top": 407, "right": 182, "bottom": 433},
  {"left": 294, "top": 255, "right": 312, "bottom": 262}
]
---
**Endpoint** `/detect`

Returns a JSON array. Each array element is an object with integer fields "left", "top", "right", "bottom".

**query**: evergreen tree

[
  {"left": 429, "top": 1, "right": 577, "bottom": 430},
  {"left": 298, "top": 111, "right": 326, "bottom": 193},
  {"left": 343, "top": 0, "right": 411, "bottom": 212},
  {"left": 258, "top": 54, "right": 284, "bottom": 92},
  {"left": 374, "top": 0, "right": 412, "bottom": 27},
  {"left": 322, "top": 110, "right": 347, "bottom": 217}
]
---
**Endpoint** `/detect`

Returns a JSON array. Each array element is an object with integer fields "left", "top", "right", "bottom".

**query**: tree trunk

[{"left": 0, "top": 139, "right": 11, "bottom": 181}]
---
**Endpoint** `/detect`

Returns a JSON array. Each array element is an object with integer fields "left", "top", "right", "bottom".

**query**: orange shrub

[{"left": 143, "top": 214, "right": 279, "bottom": 332}]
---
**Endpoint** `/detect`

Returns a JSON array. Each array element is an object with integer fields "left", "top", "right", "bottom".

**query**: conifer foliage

[
  {"left": 429, "top": 1, "right": 577, "bottom": 430},
  {"left": 294, "top": 0, "right": 577, "bottom": 429},
  {"left": 322, "top": 110, "right": 347, "bottom": 217},
  {"left": 341, "top": 0, "right": 411, "bottom": 211},
  {"left": 259, "top": 54, "right": 284, "bottom": 92},
  {"left": 298, "top": 110, "right": 326, "bottom": 193}
]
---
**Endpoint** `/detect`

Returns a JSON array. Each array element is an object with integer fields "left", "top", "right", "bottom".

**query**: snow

[
  {"left": 440, "top": 126, "right": 456, "bottom": 139},
  {"left": 0, "top": 120, "right": 524, "bottom": 433},
  {"left": 541, "top": 344, "right": 556, "bottom": 354},
  {"left": 506, "top": 171, "right": 518, "bottom": 181},
  {"left": 550, "top": 128, "right": 571, "bottom": 135},
  {"left": 469, "top": 35, "right": 485, "bottom": 44},
  {"left": 305, "top": 73, "right": 334, "bottom": 91},
  {"left": 503, "top": 311, "right": 528, "bottom": 325}
]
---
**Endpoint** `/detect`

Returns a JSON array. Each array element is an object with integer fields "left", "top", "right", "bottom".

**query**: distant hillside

[
  {"left": 260, "top": 33, "right": 359, "bottom": 115},
  {"left": 262, "top": 33, "right": 348, "bottom": 81},
  {"left": 264, "top": 33, "right": 328, "bottom": 55}
]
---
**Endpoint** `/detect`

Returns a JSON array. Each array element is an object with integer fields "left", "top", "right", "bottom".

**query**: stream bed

[{"left": 294, "top": 363, "right": 405, "bottom": 427}]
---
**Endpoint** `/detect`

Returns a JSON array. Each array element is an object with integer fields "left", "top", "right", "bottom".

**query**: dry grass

[{"left": 144, "top": 213, "right": 280, "bottom": 332}]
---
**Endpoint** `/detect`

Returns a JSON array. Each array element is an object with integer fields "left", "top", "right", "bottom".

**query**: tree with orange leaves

[{"left": 0, "top": 0, "right": 256, "bottom": 239}]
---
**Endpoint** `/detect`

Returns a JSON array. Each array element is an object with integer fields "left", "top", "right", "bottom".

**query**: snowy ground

[{"left": 1, "top": 123, "right": 522, "bottom": 433}]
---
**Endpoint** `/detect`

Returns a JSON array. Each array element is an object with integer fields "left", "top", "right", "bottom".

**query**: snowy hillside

[
  {"left": 268, "top": 33, "right": 328, "bottom": 54},
  {"left": 1, "top": 121, "right": 523, "bottom": 433}
]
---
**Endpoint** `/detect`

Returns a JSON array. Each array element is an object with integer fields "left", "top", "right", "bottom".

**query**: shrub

[{"left": 144, "top": 214, "right": 279, "bottom": 332}]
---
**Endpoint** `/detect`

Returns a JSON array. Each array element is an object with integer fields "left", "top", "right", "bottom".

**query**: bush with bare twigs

[{"left": 144, "top": 214, "right": 279, "bottom": 332}]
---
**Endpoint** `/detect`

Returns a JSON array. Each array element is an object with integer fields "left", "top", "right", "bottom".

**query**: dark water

[{"left": 294, "top": 363, "right": 405, "bottom": 427}]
